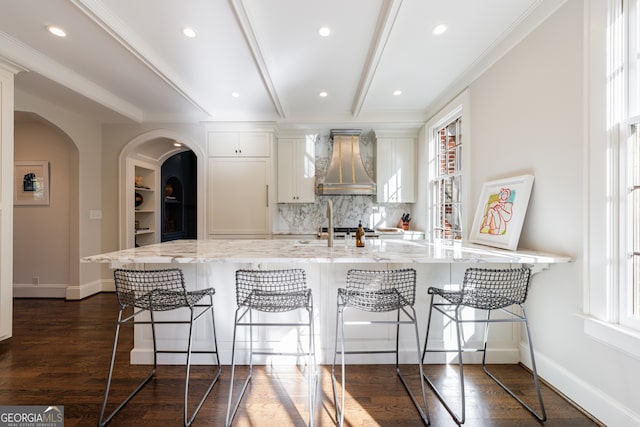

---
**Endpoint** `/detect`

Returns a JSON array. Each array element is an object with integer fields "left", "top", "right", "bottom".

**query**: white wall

[
  {"left": 419, "top": 1, "right": 640, "bottom": 425},
  {"left": 15, "top": 90, "right": 103, "bottom": 299},
  {"left": 13, "top": 115, "right": 76, "bottom": 297}
]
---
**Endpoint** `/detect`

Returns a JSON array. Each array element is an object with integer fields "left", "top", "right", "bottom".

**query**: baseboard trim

[
  {"left": 65, "top": 279, "right": 106, "bottom": 300},
  {"left": 13, "top": 279, "right": 113, "bottom": 300},
  {"left": 13, "top": 284, "right": 66, "bottom": 298},
  {"left": 521, "top": 343, "right": 640, "bottom": 426}
]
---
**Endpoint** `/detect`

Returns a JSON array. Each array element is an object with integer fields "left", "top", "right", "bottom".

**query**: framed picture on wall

[
  {"left": 469, "top": 174, "right": 534, "bottom": 250},
  {"left": 14, "top": 161, "right": 50, "bottom": 206}
]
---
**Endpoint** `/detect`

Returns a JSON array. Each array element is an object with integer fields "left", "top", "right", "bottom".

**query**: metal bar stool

[
  {"left": 225, "top": 269, "right": 317, "bottom": 426},
  {"left": 331, "top": 268, "right": 430, "bottom": 426},
  {"left": 422, "top": 267, "right": 546, "bottom": 424},
  {"left": 98, "top": 268, "right": 221, "bottom": 427}
]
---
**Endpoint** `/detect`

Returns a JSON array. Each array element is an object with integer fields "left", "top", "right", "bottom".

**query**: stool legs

[
  {"left": 481, "top": 308, "right": 547, "bottom": 421},
  {"left": 183, "top": 299, "right": 222, "bottom": 426},
  {"left": 98, "top": 297, "right": 221, "bottom": 427},
  {"left": 225, "top": 307, "right": 253, "bottom": 426},
  {"left": 331, "top": 304, "right": 430, "bottom": 426},
  {"left": 421, "top": 299, "right": 466, "bottom": 424},
  {"left": 225, "top": 305, "right": 317, "bottom": 426},
  {"left": 422, "top": 296, "right": 547, "bottom": 424},
  {"left": 98, "top": 309, "right": 157, "bottom": 427}
]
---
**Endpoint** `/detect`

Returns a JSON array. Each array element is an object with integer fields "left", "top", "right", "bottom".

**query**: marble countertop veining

[{"left": 82, "top": 239, "right": 572, "bottom": 265}]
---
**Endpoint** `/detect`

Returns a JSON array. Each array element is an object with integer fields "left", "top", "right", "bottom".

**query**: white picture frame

[
  {"left": 469, "top": 174, "right": 534, "bottom": 250},
  {"left": 14, "top": 161, "right": 50, "bottom": 206}
]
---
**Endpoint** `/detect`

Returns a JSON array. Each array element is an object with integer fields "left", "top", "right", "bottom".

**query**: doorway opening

[{"left": 162, "top": 150, "right": 197, "bottom": 241}]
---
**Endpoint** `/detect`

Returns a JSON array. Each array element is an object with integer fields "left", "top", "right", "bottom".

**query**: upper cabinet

[
  {"left": 277, "top": 136, "right": 316, "bottom": 203},
  {"left": 207, "top": 131, "right": 271, "bottom": 157},
  {"left": 376, "top": 132, "right": 417, "bottom": 203}
]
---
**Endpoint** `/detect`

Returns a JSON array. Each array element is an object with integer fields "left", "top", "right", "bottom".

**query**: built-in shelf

[{"left": 133, "top": 162, "right": 159, "bottom": 247}]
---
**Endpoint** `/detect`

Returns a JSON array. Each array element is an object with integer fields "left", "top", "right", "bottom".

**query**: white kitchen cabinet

[
  {"left": 277, "top": 137, "right": 316, "bottom": 203},
  {"left": 207, "top": 157, "right": 271, "bottom": 236},
  {"left": 207, "top": 131, "right": 271, "bottom": 157},
  {"left": 376, "top": 136, "right": 416, "bottom": 203}
]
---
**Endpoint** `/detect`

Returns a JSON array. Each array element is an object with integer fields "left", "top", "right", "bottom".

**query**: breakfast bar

[{"left": 83, "top": 239, "right": 571, "bottom": 365}]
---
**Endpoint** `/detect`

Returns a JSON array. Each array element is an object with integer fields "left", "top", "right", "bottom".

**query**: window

[
  {"left": 618, "top": 0, "right": 640, "bottom": 331},
  {"left": 626, "top": 123, "right": 640, "bottom": 326},
  {"left": 586, "top": 0, "right": 640, "bottom": 350},
  {"left": 426, "top": 91, "right": 468, "bottom": 245},
  {"left": 432, "top": 117, "right": 463, "bottom": 241}
]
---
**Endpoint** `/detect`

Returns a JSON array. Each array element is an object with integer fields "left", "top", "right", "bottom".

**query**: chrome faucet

[{"left": 327, "top": 199, "right": 334, "bottom": 247}]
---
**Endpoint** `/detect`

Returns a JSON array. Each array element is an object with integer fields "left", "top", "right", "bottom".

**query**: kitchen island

[{"left": 83, "top": 239, "right": 571, "bottom": 365}]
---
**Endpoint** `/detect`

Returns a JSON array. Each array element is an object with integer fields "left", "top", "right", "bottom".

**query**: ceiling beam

[
  {"left": 351, "top": 0, "right": 403, "bottom": 118},
  {"left": 70, "top": 0, "right": 214, "bottom": 118},
  {"left": 0, "top": 32, "right": 143, "bottom": 122},
  {"left": 229, "top": 0, "right": 286, "bottom": 119}
]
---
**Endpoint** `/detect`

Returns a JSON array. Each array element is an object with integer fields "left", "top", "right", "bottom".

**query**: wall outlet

[{"left": 32, "top": 276, "right": 39, "bottom": 285}]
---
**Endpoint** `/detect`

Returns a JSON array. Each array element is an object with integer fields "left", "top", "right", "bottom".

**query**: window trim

[
  {"left": 425, "top": 90, "right": 471, "bottom": 244},
  {"left": 584, "top": 0, "right": 640, "bottom": 359}
]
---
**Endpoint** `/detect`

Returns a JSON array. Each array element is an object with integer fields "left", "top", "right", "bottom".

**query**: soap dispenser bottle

[{"left": 355, "top": 221, "right": 365, "bottom": 247}]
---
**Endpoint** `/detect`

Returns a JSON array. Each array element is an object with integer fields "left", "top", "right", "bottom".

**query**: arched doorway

[
  {"left": 13, "top": 112, "right": 79, "bottom": 298},
  {"left": 119, "top": 130, "right": 205, "bottom": 249}
]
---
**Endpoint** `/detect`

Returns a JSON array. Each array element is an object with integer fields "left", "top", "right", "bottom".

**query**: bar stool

[
  {"left": 422, "top": 267, "right": 546, "bottom": 424},
  {"left": 331, "top": 268, "right": 430, "bottom": 426},
  {"left": 225, "top": 269, "right": 317, "bottom": 426},
  {"left": 98, "top": 268, "right": 221, "bottom": 427}
]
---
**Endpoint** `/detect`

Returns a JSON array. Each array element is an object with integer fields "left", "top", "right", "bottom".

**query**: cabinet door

[
  {"left": 376, "top": 137, "right": 416, "bottom": 203},
  {"left": 207, "top": 132, "right": 271, "bottom": 157},
  {"left": 277, "top": 140, "right": 296, "bottom": 202},
  {"left": 238, "top": 132, "right": 271, "bottom": 157},
  {"left": 207, "top": 158, "right": 270, "bottom": 235},
  {"left": 277, "top": 138, "right": 315, "bottom": 203},
  {"left": 207, "top": 132, "right": 238, "bottom": 156}
]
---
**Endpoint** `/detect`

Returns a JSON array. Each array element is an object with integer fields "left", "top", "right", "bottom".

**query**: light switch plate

[{"left": 89, "top": 210, "right": 102, "bottom": 220}]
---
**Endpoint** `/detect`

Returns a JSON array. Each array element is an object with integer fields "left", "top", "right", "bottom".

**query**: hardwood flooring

[{"left": 0, "top": 294, "right": 601, "bottom": 426}]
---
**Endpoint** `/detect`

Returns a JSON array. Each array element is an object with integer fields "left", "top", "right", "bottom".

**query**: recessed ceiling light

[
  {"left": 318, "top": 26, "right": 331, "bottom": 37},
  {"left": 319, "top": 91, "right": 328, "bottom": 98},
  {"left": 47, "top": 26, "right": 66, "bottom": 37},
  {"left": 182, "top": 27, "right": 197, "bottom": 38},
  {"left": 393, "top": 89, "right": 402, "bottom": 96},
  {"left": 231, "top": 92, "right": 240, "bottom": 98},
  {"left": 173, "top": 141, "right": 182, "bottom": 147},
  {"left": 432, "top": 24, "right": 448, "bottom": 35}
]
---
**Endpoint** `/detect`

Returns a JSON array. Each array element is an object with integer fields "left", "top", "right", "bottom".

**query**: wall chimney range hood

[{"left": 316, "top": 129, "right": 376, "bottom": 196}]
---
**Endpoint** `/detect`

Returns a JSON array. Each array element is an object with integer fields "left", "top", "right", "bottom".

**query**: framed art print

[
  {"left": 14, "top": 161, "right": 50, "bottom": 206},
  {"left": 469, "top": 174, "right": 534, "bottom": 250}
]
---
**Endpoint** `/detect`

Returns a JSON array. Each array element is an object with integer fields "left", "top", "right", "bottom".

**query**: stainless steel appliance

[{"left": 317, "top": 227, "right": 379, "bottom": 239}]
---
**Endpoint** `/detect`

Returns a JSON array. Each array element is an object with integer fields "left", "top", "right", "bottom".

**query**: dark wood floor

[{"left": 0, "top": 294, "right": 601, "bottom": 426}]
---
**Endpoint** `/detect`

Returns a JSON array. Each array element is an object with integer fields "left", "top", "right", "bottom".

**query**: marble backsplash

[{"left": 274, "top": 130, "right": 413, "bottom": 233}]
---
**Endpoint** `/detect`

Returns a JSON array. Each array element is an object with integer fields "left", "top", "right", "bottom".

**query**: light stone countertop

[{"left": 82, "top": 239, "right": 572, "bottom": 266}]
